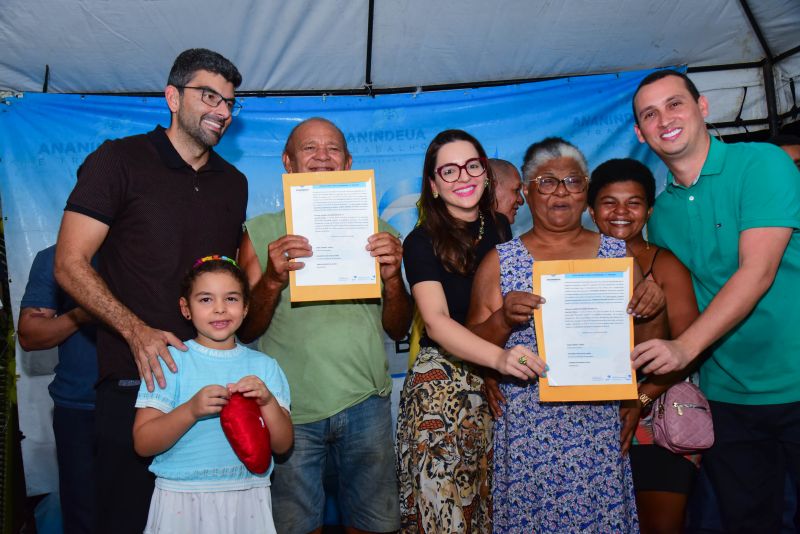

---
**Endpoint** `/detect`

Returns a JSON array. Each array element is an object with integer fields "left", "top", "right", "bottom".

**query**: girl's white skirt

[{"left": 143, "top": 485, "right": 277, "bottom": 534}]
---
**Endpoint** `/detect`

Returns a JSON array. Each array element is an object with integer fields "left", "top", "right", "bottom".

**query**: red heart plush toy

[{"left": 220, "top": 392, "right": 272, "bottom": 474}]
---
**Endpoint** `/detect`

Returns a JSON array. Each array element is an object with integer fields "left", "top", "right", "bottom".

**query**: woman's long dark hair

[{"left": 417, "top": 129, "right": 498, "bottom": 275}]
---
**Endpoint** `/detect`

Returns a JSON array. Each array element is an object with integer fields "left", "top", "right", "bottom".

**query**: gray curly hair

[{"left": 521, "top": 137, "right": 588, "bottom": 183}]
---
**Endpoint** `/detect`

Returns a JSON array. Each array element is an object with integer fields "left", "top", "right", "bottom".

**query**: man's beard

[{"left": 177, "top": 109, "right": 224, "bottom": 150}]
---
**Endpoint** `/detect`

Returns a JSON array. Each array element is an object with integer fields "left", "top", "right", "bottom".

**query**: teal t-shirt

[
  {"left": 244, "top": 211, "right": 394, "bottom": 424},
  {"left": 649, "top": 137, "right": 800, "bottom": 404}
]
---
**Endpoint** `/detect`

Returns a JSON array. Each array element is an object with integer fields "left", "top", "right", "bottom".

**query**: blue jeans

[{"left": 271, "top": 394, "right": 400, "bottom": 533}]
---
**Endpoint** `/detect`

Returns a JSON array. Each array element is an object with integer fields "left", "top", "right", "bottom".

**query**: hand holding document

[
  {"left": 283, "top": 170, "right": 381, "bottom": 302},
  {"left": 532, "top": 257, "right": 638, "bottom": 402}
]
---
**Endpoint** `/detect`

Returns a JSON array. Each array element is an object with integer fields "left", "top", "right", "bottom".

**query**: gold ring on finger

[{"left": 518, "top": 355, "right": 528, "bottom": 366}]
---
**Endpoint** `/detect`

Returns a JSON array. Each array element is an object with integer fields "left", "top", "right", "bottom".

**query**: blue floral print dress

[{"left": 493, "top": 234, "right": 639, "bottom": 533}]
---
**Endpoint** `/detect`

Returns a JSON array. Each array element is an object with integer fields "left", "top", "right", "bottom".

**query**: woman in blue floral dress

[{"left": 467, "top": 137, "right": 665, "bottom": 533}]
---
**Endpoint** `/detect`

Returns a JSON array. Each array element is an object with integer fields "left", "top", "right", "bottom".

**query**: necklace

[{"left": 476, "top": 211, "right": 485, "bottom": 242}]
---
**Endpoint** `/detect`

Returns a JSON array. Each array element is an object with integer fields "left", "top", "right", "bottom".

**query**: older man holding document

[{"left": 237, "top": 117, "right": 412, "bottom": 534}]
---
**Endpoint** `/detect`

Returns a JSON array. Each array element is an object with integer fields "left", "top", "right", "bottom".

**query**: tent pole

[
  {"left": 42, "top": 65, "right": 49, "bottom": 93},
  {"left": 763, "top": 61, "right": 780, "bottom": 135},
  {"left": 738, "top": 0, "right": 774, "bottom": 62},
  {"left": 775, "top": 44, "right": 800, "bottom": 63},
  {"left": 738, "top": 0, "right": 779, "bottom": 135},
  {"left": 364, "top": 0, "right": 375, "bottom": 96}
]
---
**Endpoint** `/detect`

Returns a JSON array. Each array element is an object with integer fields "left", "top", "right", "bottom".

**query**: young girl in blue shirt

[{"left": 133, "top": 256, "right": 292, "bottom": 533}]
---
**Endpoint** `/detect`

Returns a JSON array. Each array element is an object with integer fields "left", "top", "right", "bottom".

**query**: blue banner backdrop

[{"left": 0, "top": 67, "right": 667, "bottom": 496}]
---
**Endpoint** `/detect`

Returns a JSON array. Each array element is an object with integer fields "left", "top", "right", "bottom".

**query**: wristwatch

[{"left": 638, "top": 392, "right": 654, "bottom": 409}]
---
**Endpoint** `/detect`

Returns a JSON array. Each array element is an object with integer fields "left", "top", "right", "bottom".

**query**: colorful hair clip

[{"left": 192, "top": 255, "right": 239, "bottom": 269}]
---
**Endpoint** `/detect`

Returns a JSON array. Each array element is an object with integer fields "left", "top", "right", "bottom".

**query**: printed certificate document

[
  {"left": 283, "top": 170, "right": 381, "bottom": 302},
  {"left": 532, "top": 257, "right": 638, "bottom": 402}
]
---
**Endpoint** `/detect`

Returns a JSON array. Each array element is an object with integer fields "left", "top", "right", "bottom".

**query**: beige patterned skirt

[{"left": 396, "top": 346, "right": 493, "bottom": 533}]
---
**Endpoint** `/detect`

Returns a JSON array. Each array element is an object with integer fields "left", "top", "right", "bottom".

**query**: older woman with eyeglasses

[{"left": 467, "top": 137, "right": 665, "bottom": 533}]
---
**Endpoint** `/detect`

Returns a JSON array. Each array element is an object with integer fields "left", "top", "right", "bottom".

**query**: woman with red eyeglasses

[{"left": 396, "top": 129, "right": 541, "bottom": 533}]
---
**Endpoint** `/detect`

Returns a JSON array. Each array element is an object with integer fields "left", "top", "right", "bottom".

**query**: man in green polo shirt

[
  {"left": 629, "top": 69, "right": 800, "bottom": 532},
  {"left": 237, "top": 117, "right": 412, "bottom": 534}
]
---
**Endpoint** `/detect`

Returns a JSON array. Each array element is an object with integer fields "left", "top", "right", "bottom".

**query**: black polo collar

[{"left": 147, "top": 125, "right": 225, "bottom": 172}]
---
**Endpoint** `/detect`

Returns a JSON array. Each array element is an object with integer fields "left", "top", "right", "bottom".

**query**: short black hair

[
  {"left": 588, "top": 158, "right": 656, "bottom": 208},
  {"left": 632, "top": 69, "right": 700, "bottom": 126},
  {"left": 180, "top": 257, "right": 250, "bottom": 306},
  {"left": 167, "top": 48, "right": 242, "bottom": 89}
]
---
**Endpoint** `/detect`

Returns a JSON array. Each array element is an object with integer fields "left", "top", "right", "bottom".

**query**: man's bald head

[
  {"left": 283, "top": 117, "right": 352, "bottom": 173},
  {"left": 489, "top": 158, "right": 524, "bottom": 224}
]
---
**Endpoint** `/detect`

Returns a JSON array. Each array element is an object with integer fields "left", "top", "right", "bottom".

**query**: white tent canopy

[
  {"left": 1, "top": 0, "right": 799, "bottom": 134},
  {"left": 2, "top": 0, "right": 799, "bottom": 505}
]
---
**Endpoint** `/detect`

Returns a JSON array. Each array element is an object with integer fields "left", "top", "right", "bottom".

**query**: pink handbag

[{"left": 652, "top": 382, "right": 714, "bottom": 454}]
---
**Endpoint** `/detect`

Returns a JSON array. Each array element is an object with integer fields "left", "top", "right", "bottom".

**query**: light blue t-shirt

[{"left": 135, "top": 340, "right": 290, "bottom": 492}]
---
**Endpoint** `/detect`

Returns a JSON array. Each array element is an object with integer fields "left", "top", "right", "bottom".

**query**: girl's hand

[
  {"left": 188, "top": 385, "right": 229, "bottom": 419},
  {"left": 628, "top": 279, "right": 665, "bottom": 319},
  {"left": 229, "top": 375, "right": 275, "bottom": 407},
  {"left": 494, "top": 345, "right": 547, "bottom": 381},
  {"left": 501, "top": 291, "right": 545, "bottom": 328}
]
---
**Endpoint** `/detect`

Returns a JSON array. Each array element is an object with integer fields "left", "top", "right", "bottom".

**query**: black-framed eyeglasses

[
  {"left": 531, "top": 174, "right": 588, "bottom": 194},
  {"left": 435, "top": 157, "right": 487, "bottom": 183},
  {"left": 176, "top": 85, "right": 242, "bottom": 117}
]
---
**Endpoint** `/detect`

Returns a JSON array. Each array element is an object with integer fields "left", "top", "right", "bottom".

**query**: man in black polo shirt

[{"left": 54, "top": 48, "right": 247, "bottom": 534}]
